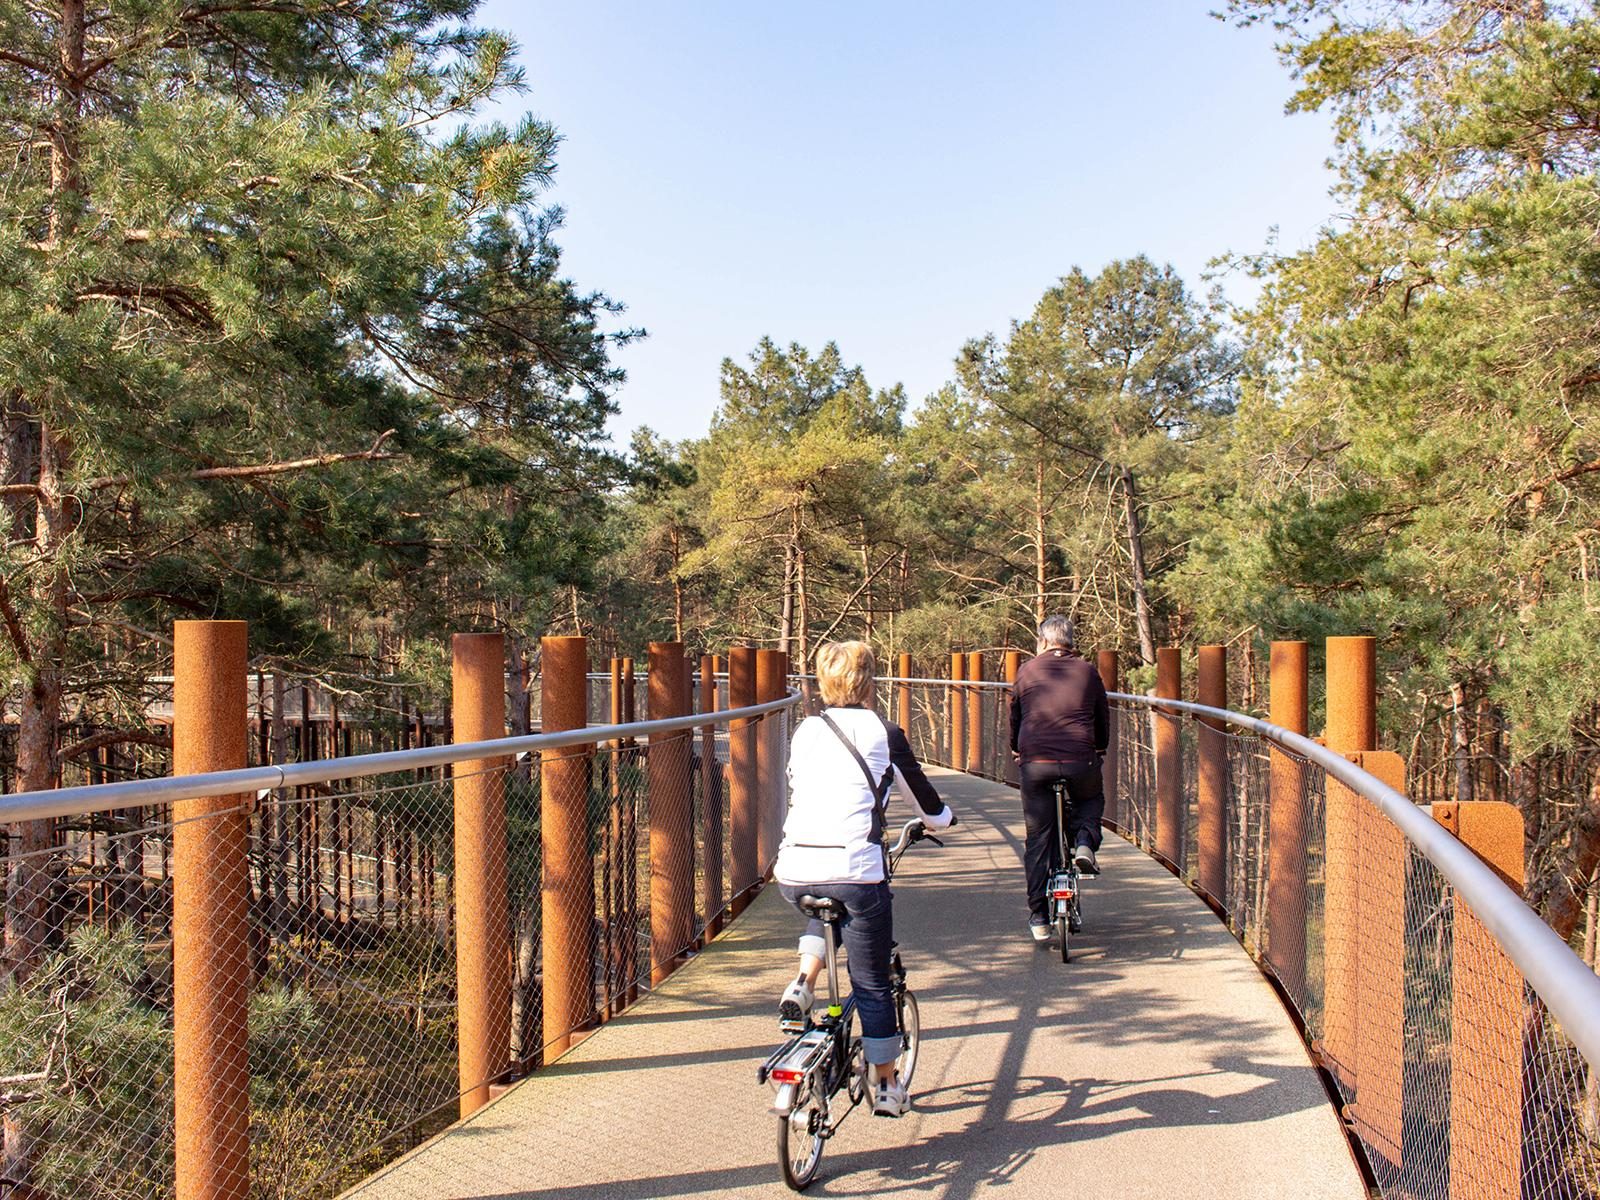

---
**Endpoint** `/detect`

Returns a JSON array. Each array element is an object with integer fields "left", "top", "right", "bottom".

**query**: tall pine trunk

[{"left": 1119, "top": 465, "right": 1156, "bottom": 665}]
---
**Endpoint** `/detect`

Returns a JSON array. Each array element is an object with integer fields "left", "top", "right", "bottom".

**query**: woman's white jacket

[{"left": 774, "top": 706, "right": 953, "bottom": 886}]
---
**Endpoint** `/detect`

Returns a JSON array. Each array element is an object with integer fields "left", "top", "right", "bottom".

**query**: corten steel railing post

[
  {"left": 172, "top": 620, "right": 251, "bottom": 1200},
  {"left": 451, "top": 633, "right": 510, "bottom": 1117},
  {"left": 728, "top": 647, "right": 759, "bottom": 916},
  {"left": 1154, "top": 647, "right": 1183, "bottom": 869},
  {"left": 1266, "top": 640, "right": 1309, "bottom": 1002},
  {"left": 648, "top": 644, "right": 692, "bottom": 985},
  {"left": 1196, "top": 645, "right": 1228, "bottom": 906},
  {"left": 700, "top": 654, "right": 724, "bottom": 938},
  {"left": 540, "top": 635, "right": 592, "bottom": 1059},
  {"left": 1005, "top": 650, "right": 1023, "bottom": 787},
  {"left": 1097, "top": 650, "right": 1118, "bottom": 827},
  {"left": 897, "top": 654, "right": 912, "bottom": 730},
  {"left": 966, "top": 651, "right": 984, "bottom": 775},
  {"left": 1322, "top": 630, "right": 1412, "bottom": 1175},
  {"left": 757, "top": 649, "right": 787, "bottom": 876},
  {"left": 1433, "top": 800, "right": 1526, "bottom": 1200},
  {"left": 1321, "top": 634, "right": 1375, "bottom": 1092},
  {"left": 949, "top": 651, "right": 966, "bottom": 771}
]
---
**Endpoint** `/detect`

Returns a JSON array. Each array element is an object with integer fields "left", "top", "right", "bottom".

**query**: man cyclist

[{"left": 1009, "top": 614, "right": 1108, "bottom": 942}]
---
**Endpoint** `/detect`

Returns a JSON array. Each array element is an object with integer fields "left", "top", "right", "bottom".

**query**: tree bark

[
  {"left": 1119, "top": 465, "right": 1156, "bottom": 665},
  {"left": 1034, "top": 458, "right": 1047, "bottom": 622},
  {"left": 778, "top": 508, "right": 797, "bottom": 654},
  {"left": 1452, "top": 682, "right": 1475, "bottom": 802}
]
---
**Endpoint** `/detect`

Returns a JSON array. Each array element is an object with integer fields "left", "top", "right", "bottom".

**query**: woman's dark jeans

[{"left": 779, "top": 880, "right": 899, "bottom": 1063}]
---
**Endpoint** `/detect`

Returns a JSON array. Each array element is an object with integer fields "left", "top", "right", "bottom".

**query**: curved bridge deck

[{"left": 345, "top": 769, "right": 1363, "bottom": 1200}]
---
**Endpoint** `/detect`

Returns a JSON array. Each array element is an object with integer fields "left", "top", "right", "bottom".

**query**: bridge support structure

[
  {"left": 1266, "top": 640, "right": 1309, "bottom": 1002},
  {"left": 1154, "top": 646, "right": 1183, "bottom": 867},
  {"left": 949, "top": 651, "right": 966, "bottom": 771},
  {"left": 453, "top": 633, "right": 511, "bottom": 1114},
  {"left": 757, "top": 650, "right": 787, "bottom": 876},
  {"left": 649, "top": 644, "right": 692, "bottom": 986},
  {"left": 700, "top": 654, "right": 723, "bottom": 938},
  {"left": 171, "top": 620, "right": 252, "bottom": 1200},
  {"left": 728, "top": 646, "right": 758, "bottom": 916},
  {"left": 540, "top": 635, "right": 592, "bottom": 1060},
  {"left": 1196, "top": 645, "right": 1228, "bottom": 907},
  {"left": 1097, "top": 650, "right": 1119, "bottom": 826},
  {"left": 966, "top": 651, "right": 984, "bottom": 775}
]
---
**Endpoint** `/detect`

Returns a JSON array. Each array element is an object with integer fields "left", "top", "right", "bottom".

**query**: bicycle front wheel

[
  {"left": 896, "top": 990, "right": 920, "bottom": 1089},
  {"left": 778, "top": 1079, "right": 824, "bottom": 1191}
]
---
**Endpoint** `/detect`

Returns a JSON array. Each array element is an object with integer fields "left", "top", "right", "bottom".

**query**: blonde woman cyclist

[{"left": 772, "top": 640, "right": 955, "bottom": 1118}]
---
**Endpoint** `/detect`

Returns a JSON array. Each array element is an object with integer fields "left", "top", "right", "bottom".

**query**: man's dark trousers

[{"left": 1020, "top": 759, "right": 1104, "bottom": 920}]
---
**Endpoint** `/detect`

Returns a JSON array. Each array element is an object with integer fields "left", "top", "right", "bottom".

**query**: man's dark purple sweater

[{"left": 1009, "top": 649, "right": 1109, "bottom": 763}]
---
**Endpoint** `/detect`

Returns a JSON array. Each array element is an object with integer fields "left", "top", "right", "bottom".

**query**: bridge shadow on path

[{"left": 344, "top": 769, "right": 1363, "bottom": 1200}]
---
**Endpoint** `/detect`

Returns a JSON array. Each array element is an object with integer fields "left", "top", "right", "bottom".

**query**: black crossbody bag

[{"left": 817, "top": 710, "right": 895, "bottom": 874}]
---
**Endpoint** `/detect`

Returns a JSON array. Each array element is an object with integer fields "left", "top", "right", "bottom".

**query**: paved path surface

[{"left": 346, "top": 769, "right": 1363, "bottom": 1200}]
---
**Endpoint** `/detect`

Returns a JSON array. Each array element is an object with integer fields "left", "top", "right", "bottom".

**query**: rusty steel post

[
  {"left": 1266, "top": 641, "right": 1309, "bottom": 1001},
  {"left": 540, "top": 635, "right": 591, "bottom": 1059},
  {"left": 172, "top": 620, "right": 251, "bottom": 1200},
  {"left": 1196, "top": 645, "right": 1227, "bottom": 905},
  {"left": 756, "top": 649, "right": 786, "bottom": 875},
  {"left": 1351, "top": 748, "right": 1407, "bottom": 1172},
  {"left": 451, "top": 633, "right": 510, "bottom": 1116},
  {"left": 1154, "top": 647, "right": 1183, "bottom": 869},
  {"left": 609, "top": 657, "right": 622, "bottom": 726},
  {"left": 622, "top": 656, "right": 636, "bottom": 723},
  {"left": 897, "top": 653, "right": 913, "bottom": 731},
  {"left": 700, "top": 654, "right": 724, "bottom": 937},
  {"left": 1096, "top": 650, "right": 1118, "bottom": 828},
  {"left": 1321, "top": 635, "right": 1376, "bottom": 1090},
  {"left": 1433, "top": 800, "right": 1526, "bottom": 1200},
  {"left": 949, "top": 651, "right": 966, "bottom": 770},
  {"left": 1006, "top": 650, "right": 1024, "bottom": 787},
  {"left": 966, "top": 650, "right": 984, "bottom": 775},
  {"left": 648, "top": 644, "right": 692, "bottom": 985},
  {"left": 728, "top": 646, "right": 759, "bottom": 915}
]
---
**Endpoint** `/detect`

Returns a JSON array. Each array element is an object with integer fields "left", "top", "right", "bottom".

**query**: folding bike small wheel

[
  {"left": 895, "top": 987, "right": 920, "bottom": 1089},
  {"left": 778, "top": 1074, "right": 826, "bottom": 1191}
]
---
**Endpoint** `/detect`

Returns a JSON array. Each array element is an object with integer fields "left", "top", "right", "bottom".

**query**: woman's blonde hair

[{"left": 815, "top": 640, "right": 876, "bottom": 708}]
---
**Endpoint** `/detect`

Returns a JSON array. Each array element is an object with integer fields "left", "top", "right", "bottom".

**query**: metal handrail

[
  {"left": 0, "top": 691, "right": 802, "bottom": 824},
  {"left": 892, "top": 670, "right": 1600, "bottom": 1065},
  {"left": 1108, "top": 691, "right": 1600, "bottom": 1070}
]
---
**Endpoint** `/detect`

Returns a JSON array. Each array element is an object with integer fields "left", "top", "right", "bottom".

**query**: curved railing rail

[
  {"left": 889, "top": 672, "right": 1600, "bottom": 1200},
  {"left": 0, "top": 690, "right": 802, "bottom": 1200}
]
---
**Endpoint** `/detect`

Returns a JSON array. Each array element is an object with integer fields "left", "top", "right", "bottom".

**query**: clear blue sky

[{"left": 478, "top": 1, "right": 1336, "bottom": 445}]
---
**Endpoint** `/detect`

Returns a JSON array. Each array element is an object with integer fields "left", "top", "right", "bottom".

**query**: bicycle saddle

[{"left": 796, "top": 895, "right": 845, "bottom": 921}]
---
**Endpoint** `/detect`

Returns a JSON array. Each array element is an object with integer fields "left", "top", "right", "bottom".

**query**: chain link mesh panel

[
  {"left": 0, "top": 690, "right": 796, "bottom": 1200},
  {"left": 893, "top": 677, "right": 1600, "bottom": 1200}
]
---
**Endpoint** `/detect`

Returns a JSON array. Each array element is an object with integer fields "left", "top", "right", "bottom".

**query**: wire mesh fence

[
  {"left": 0, "top": 687, "right": 796, "bottom": 1200},
  {"left": 893, "top": 673, "right": 1600, "bottom": 1200}
]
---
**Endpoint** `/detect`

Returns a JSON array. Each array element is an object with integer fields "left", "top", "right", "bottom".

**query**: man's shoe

[
  {"left": 778, "top": 977, "right": 813, "bottom": 1031},
  {"left": 1029, "top": 916, "right": 1051, "bottom": 943},
  {"left": 1074, "top": 842, "right": 1099, "bottom": 875},
  {"left": 872, "top": 1076, "right": 910, "bottom": 1117}
]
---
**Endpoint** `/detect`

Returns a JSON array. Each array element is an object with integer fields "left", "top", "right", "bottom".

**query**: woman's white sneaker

[
  {"left": 778, "top": 977, "right": 813, "bottom": 1031},
  {"left": 872, "top": 1077, "right": 911, "bottom": 1118}
]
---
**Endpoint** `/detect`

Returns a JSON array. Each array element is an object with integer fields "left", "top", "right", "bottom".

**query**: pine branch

[
  {"left": 0, "top": 574, "right": 33, "bottom": 664},
  {"left": 85, "top": 431, "right": 397, "bottom": 490},
  {"left": 57, "top": 730, "right": 173, "bottom": 764}
]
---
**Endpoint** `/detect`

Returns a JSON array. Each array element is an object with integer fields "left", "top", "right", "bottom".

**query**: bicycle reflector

[
  {"left": 1052, "top": 887, "right": 1075, "bottom": 900},
  {"left": 769, "top": 1067, "right": 805, "bottom": 1084}
]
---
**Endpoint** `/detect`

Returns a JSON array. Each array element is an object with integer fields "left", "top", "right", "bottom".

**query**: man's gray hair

[{"left": 1037, "top": 614, "right": 1075, "bottom": 651}]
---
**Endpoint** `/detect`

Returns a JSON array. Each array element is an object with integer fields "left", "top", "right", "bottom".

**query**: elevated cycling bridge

[
  {"left": 1, "top": 628, "right": 1597, "bottom": 1200},
  {"left": 346, "top": 767, "right": 1359, "bottom": 1200}
]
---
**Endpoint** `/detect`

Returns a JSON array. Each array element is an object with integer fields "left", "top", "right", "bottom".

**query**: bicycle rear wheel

[
  {"left": 1057, "top": 911, "right": 1070, "bottom": 962},
  {"left": 778, "top": 1078, "right": 824, "bottom": 1191},
  {"left": 896, "top": 989, "right": 920, "bottom": 1088}
]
